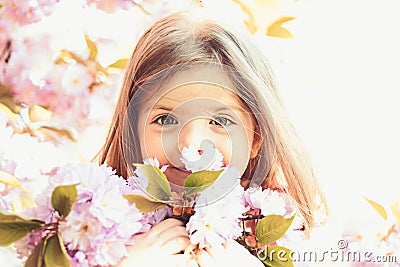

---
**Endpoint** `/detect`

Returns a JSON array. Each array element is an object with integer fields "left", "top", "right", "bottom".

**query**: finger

[
  {"left": 149, "top": 224, "right": 188, "bottom": 248},
  {"left": 128, "top": 232, "right": 150, "bottom": 247},
  {"left": 197, "top": 249, "right": 214, "bottom": 267},
  {"left": 184, "top": 243, "right": 197, "bottom": 255},
  {"left": 147, "top": 218, "right": 184, "bottom": 238},
  {"left": 159, "top": 224, "right": 189, "bottom": 240},
  {"left": 161, "top": 235, "right": 191, "bottom": 255}
]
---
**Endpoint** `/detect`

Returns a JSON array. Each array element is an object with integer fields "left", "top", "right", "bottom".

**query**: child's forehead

[
  {"left": 141, "top": 82, "right": 246, "bottom": 116},
  {"left": 160, "top": 64, "right": 236, "bottom": 91},
  {"left": 140, "top": 64, "right": 248, "bottom": 112},
  {"left": 161, "top": 83, "right": 237, "bottom": 102}
]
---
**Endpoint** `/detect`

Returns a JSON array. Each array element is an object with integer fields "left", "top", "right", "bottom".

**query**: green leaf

[
  {"left": 133, "top": 164, "right": 172, "bottom": 201},
  {"left": 364, "top": 197, "right": 387, "bottom": 220},
  {"left": 44, "top": 234, "right": 70, "bottom": 267},
  {"left": 0, "top": 102, "right": 18, "bottom": 122},
  {"left": 124, "top": 194, "right": 167, "bottom": 212},
  {"left": 36, "top": 126, "right": 76, "bottom": 142},
  {"left": 0, "top": 95, "right": 22, "bottom": 114},
  {"left": 232, "top": 0, "right": 258, "bottom": 34},
  {"left": 25, "top": 237, "right": 46, "bottom": 267},
  {"left": 55, "top": 50, "right": 86, "bottom": 66},
  {"left": 390, "top": 201, "right": 400, "bottom": 222},
  {"left": 0, "top": 170, "right": 27, "bottom": 190},
  {"left": 84, "top": 33, "right": 98, "bottom": 61},
  {"left": 256, "top": 214, "right": 295, "bottom": 244},
  {"left": 183, "top": 170, "right": 223, "bottom": 195},
  {"left": 266, "top": 17, "right": 295, "bottom": 39},
  {"left": 261, "top": 246, "right": 294, "bottom": 267},
  {"left": 29, "top": 105, "right": 52, "bottom": 123},
  {"left": 107, "top": 58, "right": 129, "bottom": 69},
  {"left": 0, "top": 212, "right": 44, "bottom": 246},
  {"left": 51, "top": 184, "right": 78, "bottom": 218}
]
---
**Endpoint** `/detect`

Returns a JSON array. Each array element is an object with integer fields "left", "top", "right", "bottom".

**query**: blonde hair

[{"left": 100, "top": 11, "right": 327, "bottom": 234}]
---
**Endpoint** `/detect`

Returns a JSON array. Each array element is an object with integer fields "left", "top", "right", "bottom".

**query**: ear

[{"left": 250, "top": 127, "right": 262, "bottom": 159}]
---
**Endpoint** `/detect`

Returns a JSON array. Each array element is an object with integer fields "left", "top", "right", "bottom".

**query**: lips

[
  {"left": 174, "top": 167, "right": 192, "bottom": 174},
  {"left": 164, "top": 167, "right": 192, "bottom": 187}
]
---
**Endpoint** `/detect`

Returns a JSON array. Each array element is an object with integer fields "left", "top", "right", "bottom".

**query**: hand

[
  {"left": 118, "top": 218, "right": 191, "bottom": 267},
  {"left": 197, "top": 239, "right": 264, "bottom": 267}
]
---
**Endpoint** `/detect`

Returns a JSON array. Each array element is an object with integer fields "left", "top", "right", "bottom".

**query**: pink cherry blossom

[
  {"left": 25, "top": 163, "right": 145, "bottom": 266},
  {"left": 0, "top": 0, "right": 60, "bottom": 26},
  {"left": 244, "top": 187, "right": 288, "bottom": 216},
  {"left": 180, "top": 140, "right": 224, "bottom": 172},
  {"left": 86, "top": 0, "right": 135, "bottom": 13},
  {"left": 186, "top": 182, "right": 247, "bottom": 248}
]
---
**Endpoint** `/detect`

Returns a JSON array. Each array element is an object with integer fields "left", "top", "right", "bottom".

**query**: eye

[
  {"left": 210, "top": 116, "right": 235, "bottom": 127},
  {"left": 153, "top": 115, "right": 178, "bottom": 126}
]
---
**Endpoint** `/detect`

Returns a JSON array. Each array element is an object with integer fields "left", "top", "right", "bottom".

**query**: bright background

[{"left": 1, "top": 0, "right": 400, "bottom": 264}]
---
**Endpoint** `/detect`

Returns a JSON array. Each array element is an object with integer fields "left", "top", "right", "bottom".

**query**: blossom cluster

[
  {"left": 0, "top": 0, "right": 60, "bottom": 26},
  {"left": 11, "top": 163, "right": 160, "bottom": 266},
  {"left": 132, "top": 143, "right": 303, "bottom": 254}
]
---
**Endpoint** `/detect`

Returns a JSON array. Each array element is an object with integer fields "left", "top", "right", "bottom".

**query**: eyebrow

[
  {"left": 145, "top": 104, "right": 249, "bottom": 115},
  {"left": 145, "top": 105, "right": 173, "bottom": 113},
  {"left": 213, "top": 106, "right": 248, "bottom": 114}
]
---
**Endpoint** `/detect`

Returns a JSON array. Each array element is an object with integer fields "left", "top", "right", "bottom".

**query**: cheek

[
  {"left": 140, "top": 126, "right": 165, "bottom": 161},
  {"left": 216, "top": 130, "right": 252, "bottom": 175},
  {"left": 142, "top": 127, "right": 182, "bottom": 167}
]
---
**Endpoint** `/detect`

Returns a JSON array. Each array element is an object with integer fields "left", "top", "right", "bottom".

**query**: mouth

[
  {"left": 174, "top": 167, "right": 192, "bottom": 174},
  {"left": 164, "top": 167, "right": 192, "bottom": 187}
]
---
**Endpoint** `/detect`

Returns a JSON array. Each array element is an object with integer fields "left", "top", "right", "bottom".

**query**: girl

[{"left": 100, "top": 9, "right": 327, "bottom": 267}]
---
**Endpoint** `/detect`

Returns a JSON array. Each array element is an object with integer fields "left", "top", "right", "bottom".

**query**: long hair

[{"left": 99, "top": 11, "right": 327, "bottom": 234}]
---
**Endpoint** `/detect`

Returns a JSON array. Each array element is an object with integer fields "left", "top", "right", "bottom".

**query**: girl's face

[{"left": 137, "top": 67, "right": 259, "bottom": 187}]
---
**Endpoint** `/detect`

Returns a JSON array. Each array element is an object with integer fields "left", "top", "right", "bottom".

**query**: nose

[{"left": 178, "top": 118, "right": 213, "bottom": 153}]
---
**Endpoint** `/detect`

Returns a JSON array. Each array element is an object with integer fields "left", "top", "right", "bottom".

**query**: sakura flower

[
  {"left": 125, "top": 176, "right": 148, "bottom": 195},
  {"left": 89, "top": 236, "right": 129, "bottom": 266},
  {"left": 180, "top": 140, "right": 224, "bottom": 172},
  {"left": 186, "top": 206, "right": 231, "bottom": 248},
  {"left": 69, "top": 251, "right": 90, "bottom": 267},
  {"left": 244, "top": 187, "right": 288, "bottom": 216},
  {"left": 60, "top": 208, "right": 103, "bottom": 251},
  {"left": 143, "top": 157, "right": 168, "bottom": 172},
  {"left": 61, "top": 64, "right": 93, "bottom": 95},
  {"left": 138, "top": 206, "right": 172, "bottom": 232},
  {"left": 132, "top": 157, "right": 168, "bottom": 192},
  {"left": 86, "top": 0, "right": 135, "bottom": 13},
  {"left": 28, "top": 163, "right": 144, "bottom": 266},
  {"left": 196, "top": 165, "right": 242, "bottom": 206},
  {"left": 186, "top": 182, "right": 247, "bottom": 248},
  {"left": 89, "top": 182, "right": 136, "bottom": 228},
  {"left": 3, "top": 29, "right": 92, "bottom": 122},
  {"left": 0, "top": 0, "right": 60, "bottom": 26},
  {"left": 13, "top": 224, "right": 46, "bottom": 258}
]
